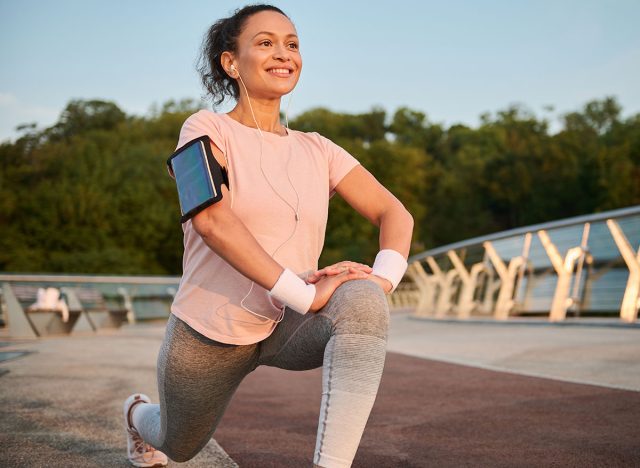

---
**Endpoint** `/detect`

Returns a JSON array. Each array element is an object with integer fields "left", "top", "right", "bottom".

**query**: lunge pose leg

[
  {"left": 124, "top": 279, "right": 388, "bottom": 467},
  {"left": 124, "top": 314, "right": 260, "bottom": 464},
  {"left": 259, "top": 279, "right": 390, "bottom": 467}
]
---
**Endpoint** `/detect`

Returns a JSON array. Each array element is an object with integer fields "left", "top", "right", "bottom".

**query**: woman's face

[{"left": 231, "top": 11, "right": 302, "bottom": 100}]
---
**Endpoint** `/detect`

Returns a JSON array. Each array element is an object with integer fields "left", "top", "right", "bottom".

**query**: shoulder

[
  {"left": 177, "top": 110, "right": 229, "bottom": 150},
  {"left": 290, "top": 129, "right": 335, "bottom": 152},
  {"left": 182, "top": 109, "right": 225, "bottom": 128},
  {"left": 291, "top": 130, "right": 354, "bottom": 159}
]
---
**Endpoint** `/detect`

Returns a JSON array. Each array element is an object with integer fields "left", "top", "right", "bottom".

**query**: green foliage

[{"left": 1, "top": 96, "right": 638, "bottom": 274}]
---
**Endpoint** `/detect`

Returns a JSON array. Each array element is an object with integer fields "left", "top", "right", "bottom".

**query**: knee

[
  {"left": 162, "top": 443, "right": 200, "bottom": 463},
  {"left": 165, "top": 450, "right": 191, "bottom": 463},
  {"left": 327, "top": 279, "right": 389, "bottom": 339},
  {"left": 159, "top": 431, "right": 211, "bottom": 463}
]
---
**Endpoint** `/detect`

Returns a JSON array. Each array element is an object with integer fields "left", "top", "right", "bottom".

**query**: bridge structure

[
  {"left": 2, "top": 205, "right": 639, "bottom": 339},
  {"left": 392, "top": 205, "right": 640, "bottom": 324}
]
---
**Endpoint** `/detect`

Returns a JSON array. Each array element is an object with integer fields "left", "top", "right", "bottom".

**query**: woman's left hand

[
  {"left": 365, "top": 274, "right": 393, "bottom": 294},
  {"left": 306, "top": 261, "right": 372, "bottom": 284},
  {"left": 306, "top": 262, "right": 392, "bottom": 294}
]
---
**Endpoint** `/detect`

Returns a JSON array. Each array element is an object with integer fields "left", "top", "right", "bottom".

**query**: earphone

[{"left": 216, "top": 62, "right": 300, "bottom": 324}]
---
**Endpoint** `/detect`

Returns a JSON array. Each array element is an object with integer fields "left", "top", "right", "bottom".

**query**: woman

[{"left": 123, "top": 4, "right": 413, "bottom": 468}]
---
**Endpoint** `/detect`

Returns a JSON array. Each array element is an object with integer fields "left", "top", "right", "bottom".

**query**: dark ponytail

[{"left": 197, "top": 4, "right": 289, "bottom": 106}]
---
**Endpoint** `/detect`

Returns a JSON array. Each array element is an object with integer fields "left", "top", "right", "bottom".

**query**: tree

[{"left": 1, "top": 96, "right": 637, "bottom": 274}]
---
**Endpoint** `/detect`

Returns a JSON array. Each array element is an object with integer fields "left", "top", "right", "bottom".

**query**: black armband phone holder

[{"left": 166, "top": 135, "right": 230, "bottom": 223}]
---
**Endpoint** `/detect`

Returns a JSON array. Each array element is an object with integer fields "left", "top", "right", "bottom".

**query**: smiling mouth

[{"left": 267, "top": 68, "right": 293, "bottom": 76}]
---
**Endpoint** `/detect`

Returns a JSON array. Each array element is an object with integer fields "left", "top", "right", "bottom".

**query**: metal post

[
  {"left": 607, "top": 219, "right": 640, "bottom": 323},
  {"left": 407, "top": 261, "right": 437, "bottom": 317},
  {"left": 483, "top": 233, "right": 531, "bottom": 320},
  {"left": 447, "top": 250, "right": 489, "bottom": 319},
  {"left": 117, "top": 287, "right": 136, "bottom": 324},
  {"left": 481, "top": 269, "right": 501, "bottom": 315},
  {"left": 538, "top": 229, "right": 585, "bottom": 322},
  {"left": 426, "top": 256, "right": 458, "bottom": 318}
]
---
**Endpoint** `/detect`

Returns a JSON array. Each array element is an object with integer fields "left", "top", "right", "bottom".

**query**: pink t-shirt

[{"left": 170, "top": 110, "right": 360, "bottom": 344}]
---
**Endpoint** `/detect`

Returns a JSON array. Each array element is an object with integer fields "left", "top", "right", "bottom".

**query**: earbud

[{"left": 229, "top": 64, "right": 237, "bottom": 76}]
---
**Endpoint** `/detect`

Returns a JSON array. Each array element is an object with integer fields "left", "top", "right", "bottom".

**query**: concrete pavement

[
  {"left": 1, "top": 311, "right": 638, "bottom": 466},
  {"left": 0, "top": 324, "right": 237, "bottom": 468},
  {"left": 387, "top": 312, "right": 640, "bottom": 391}
]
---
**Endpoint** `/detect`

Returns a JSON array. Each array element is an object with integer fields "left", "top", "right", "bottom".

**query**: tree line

[{"left": 1, "top": 96, "right": 638, "bottom": 274}]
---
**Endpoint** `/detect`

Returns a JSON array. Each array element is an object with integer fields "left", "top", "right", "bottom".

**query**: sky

[{"left": 1, "top": 0, "right": 639, "bottom": 143}]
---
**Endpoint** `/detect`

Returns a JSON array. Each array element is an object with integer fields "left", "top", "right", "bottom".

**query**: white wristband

[
  {"left": 371, "top": 249, "right": 408, "bottom": 293},
  {"left": 268, "top": 268, "right": 316, "bottom": 314}
]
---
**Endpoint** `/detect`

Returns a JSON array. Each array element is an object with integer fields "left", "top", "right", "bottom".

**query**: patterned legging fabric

[{"left": 133, "top": 279, "right": 389, "bottom": 468}]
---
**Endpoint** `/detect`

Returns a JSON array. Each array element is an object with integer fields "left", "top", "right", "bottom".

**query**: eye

[
  {"left": 259, "top": 39, "right": 272, "bottom": 47},
  {"left": 288, "top": 42, "right": 299, "bottom": 50}
]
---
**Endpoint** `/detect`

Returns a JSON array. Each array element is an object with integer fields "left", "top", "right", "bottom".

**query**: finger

[
  {"left": 306, "top": 275, "right": 321, "bottom": 284},
  {"left": 330, "top": 264, "right": 370, "bottom": 275},
  {"left": 322, "top": 266, "right": 345, "bottom": 276},
  {"left": 342, "top": 262, "right": 372, "bottom": 272},
  {"left": 347, "top": 261, "right": 372, "bottom": 268},
  {"left": 351, "top": 266, "right": 370, "bottom": 276},
  {"left": 364, "top": 273, "right": 393, "bottom": 293},
  {"left": 334, "top": 268, "right": 368, "bottom": 284},
  {"left": 322, "top": 264, "right": 370, "bottom": 279}
]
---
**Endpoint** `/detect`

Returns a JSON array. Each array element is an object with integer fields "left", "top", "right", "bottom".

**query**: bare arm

[
  {"left": 190, "top": 141, "right": 367, "bottom": 311},
  {"left": 334, "top": 165, "right": 414, "bottom": 291},
  {"left": 191, "top": 182, "right": 282, "bottom": 291}
]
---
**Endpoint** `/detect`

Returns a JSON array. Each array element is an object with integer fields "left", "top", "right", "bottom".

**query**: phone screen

[{"left": 171, "top": 141, "right": 216, "bottom": 216}]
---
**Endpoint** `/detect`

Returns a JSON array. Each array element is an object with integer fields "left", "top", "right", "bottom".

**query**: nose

[{"left": 272, "top": 43, "right": 291, "bottom": 62}]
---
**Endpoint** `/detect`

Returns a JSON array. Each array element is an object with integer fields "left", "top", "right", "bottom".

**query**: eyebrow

[{"left": 251, "top": 31, "right": 298, "bottom": 40}]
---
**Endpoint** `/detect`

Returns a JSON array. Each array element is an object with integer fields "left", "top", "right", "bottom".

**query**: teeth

[{"left": 269, "top": 68, "right": 291, "bottom": 74}]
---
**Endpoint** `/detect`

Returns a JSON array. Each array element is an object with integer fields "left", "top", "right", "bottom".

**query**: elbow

[
  {"left": 192, "top": 214, "right": 214, "bottom": 241},
  {"left": 379, "top": 202, "right": 414, "bottom": 232},
  {"left": 191, "top": 205, "right": 228, "bottom": 243},
  {"left": 402, "top": 206, "right": 414, "bottom": 234},
  {"left": 393, "top": 200, "right": 414, "bottom": 229},
  {"left": 405, "top": 208, "right": 414, "bottom": 231}
]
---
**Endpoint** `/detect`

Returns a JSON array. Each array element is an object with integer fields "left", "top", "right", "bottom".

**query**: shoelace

[{"left": 128, "top": 426, "right": 157, "bottom": 463}]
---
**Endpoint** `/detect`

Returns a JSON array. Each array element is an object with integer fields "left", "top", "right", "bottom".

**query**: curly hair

[{"left": 197, "top": 4, "right": 289, "bottom": 106}]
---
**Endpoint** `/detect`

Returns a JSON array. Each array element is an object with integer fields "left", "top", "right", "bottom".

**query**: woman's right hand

[
  {"left": 309, "top": 267, "right": 368, "bottom": 312},
  {"left": 305, "top": 261, "right": 372, "bottom": 284}
]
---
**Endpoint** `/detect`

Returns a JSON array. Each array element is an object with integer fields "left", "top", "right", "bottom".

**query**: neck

[{"left": 229, "top": 94, "right": 286, "bottom": 135}]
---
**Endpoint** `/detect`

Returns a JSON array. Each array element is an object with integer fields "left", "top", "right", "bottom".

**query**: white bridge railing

[{"left": 391, "top": 205, "right": 640, "bottom": 323}]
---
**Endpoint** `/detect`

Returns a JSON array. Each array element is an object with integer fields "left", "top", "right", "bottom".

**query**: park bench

[
  {"left": 0, "top": 283, "right": 90, "bottom": 338},
  {"left": 61, "top": 287, "right": 130, "bottom": 330},
  {"left": 127, "top": 288, "right": 175, "bottom": 322}
]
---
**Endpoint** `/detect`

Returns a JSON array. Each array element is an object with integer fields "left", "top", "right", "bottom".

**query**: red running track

[{"left": 214, "top": 352, "right": 640, "bottom": 467}]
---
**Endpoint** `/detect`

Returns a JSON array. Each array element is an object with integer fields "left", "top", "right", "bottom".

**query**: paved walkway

[
  {"left": 1, "top": 312, "right": 638, "bottom": 466},
  {"left": 387, "top": 312, "right": 640, "bottom": 391},
  {"left": 0, "top": 325, "right": 237, "bottom": 468}
]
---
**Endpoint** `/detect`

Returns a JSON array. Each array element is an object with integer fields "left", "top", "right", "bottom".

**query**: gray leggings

[{"left": 134, "top": 279, "right": 389, "bottom": 468}]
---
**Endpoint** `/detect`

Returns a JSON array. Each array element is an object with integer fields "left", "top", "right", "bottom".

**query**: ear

[{"left": 220, "top": 51, "right": 236, "bottom": 77}]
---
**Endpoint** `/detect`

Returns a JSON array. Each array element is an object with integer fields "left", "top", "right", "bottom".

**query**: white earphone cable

[{"left": 217, "top": 70, "right": 301, "bottom": 323}]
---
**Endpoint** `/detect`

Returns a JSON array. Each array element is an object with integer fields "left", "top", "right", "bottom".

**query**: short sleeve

[
  {"left": 176, "top": 110, "right": 226, "bottom": 154},
  {"left": 319, "top": 135, "right": 361, "bottom": 197}
]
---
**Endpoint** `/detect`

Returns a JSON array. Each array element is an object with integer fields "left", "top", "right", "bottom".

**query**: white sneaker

[{"left": 123, "top": 393, "right": 168, "bottom": 467}]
